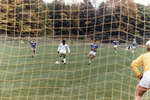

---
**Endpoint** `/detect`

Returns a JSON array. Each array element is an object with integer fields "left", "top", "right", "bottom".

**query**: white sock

[
  {"left": 64, "top": 58, "right": 66, "bottom": 63},
  {"left": 132, "top": 50, "right": 134, "bottom": 54},
  {"left": 115, "top": 51, "right": 117, "bottom": 53},
  {"left": 89, "top": 60, "right": 91, "bottom": 63}
]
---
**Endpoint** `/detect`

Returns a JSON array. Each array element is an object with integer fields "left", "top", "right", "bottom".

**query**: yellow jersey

[{"left": 131, "top": 52, "right": 150, "bottom": 76}]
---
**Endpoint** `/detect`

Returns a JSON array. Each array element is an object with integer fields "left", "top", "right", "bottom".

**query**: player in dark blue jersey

[
  {"left": 30, "top": 38, "right": 37, "bottom": 58},
  {"left": 132, "top": 38, "right": 136, "bottom": 54},
  {"left": 113, "top": 39, "right": 119, "bottom": 54},
  {"left": 88, "top": 40, "right": 99, "bottom": 65}
]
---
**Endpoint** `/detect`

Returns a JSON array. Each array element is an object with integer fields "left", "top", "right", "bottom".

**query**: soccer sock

[
  {"left": 115, "top": 50, "right": 117, "bottom": 53},
  {"left": 132, "top": 50, "right": 134, "bottom": 54},
  {"left": 89, "top": 60, "right": 91, "bottom": 63},
  {"left": 63, "top": 56, "right": 66, "bottom": 64},
  {"left": 32, "top": 52, "right": 34, "bottom": 56},
  {"left": 63, "top": 58, "right": 66, "bottom": 64}
]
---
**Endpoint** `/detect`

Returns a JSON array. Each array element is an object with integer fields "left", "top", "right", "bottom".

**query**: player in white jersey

[
  {"left": 57, "top": 40, "right": 70, "bottom": 64},
  {"left": 126, "top": 45, "right": 132, "bottom": 51}
]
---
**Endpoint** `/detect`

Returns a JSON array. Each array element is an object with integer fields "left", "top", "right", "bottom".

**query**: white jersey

[{"left": 57, "top": 43, "right": 70, "bottom": 54}]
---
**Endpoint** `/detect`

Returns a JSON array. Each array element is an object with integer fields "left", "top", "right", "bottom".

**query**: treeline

[{"left": 0, "top": 0, "right": 150, "bottom": 42}]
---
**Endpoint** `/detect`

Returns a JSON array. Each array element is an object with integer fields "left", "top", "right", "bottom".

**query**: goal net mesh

[{"left": 0, "top": 0, "right": 150, "bottom": 100}]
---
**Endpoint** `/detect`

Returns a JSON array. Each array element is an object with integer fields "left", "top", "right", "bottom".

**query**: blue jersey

[
  {"left": 113, "top": 41, "right": 118, "bottom": 45},
  {"left": 132, "top": 41, "right": 136, "bottom": 47},
  {"left": 30, "top": 41, "right": 37, "bottom": 48},
  {"left": 90, "top": 43, "right": 98, "bottom": 52}
]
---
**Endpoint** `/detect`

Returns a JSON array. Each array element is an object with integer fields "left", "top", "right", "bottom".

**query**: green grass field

[{"left": 0, "top": 40, "right": 149, "bottom": 100}]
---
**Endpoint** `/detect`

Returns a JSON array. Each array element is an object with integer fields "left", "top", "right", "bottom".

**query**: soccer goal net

[{"left": 0, "top": 0, "right": 150, "bottom": 100}]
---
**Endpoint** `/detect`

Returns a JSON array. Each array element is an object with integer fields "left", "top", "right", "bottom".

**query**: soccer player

[
  {"left": 126, "top": 45, "right": 132, "bottom": 51},
  {"left": 131, "top": 40, "right": 150, "bottom": 100},
  {"left": 57, "top": 40, "right": 70, "bottom": 64},
  {"left": 30, "top": 38, "right": 37, "bottom": 58},
  {"left": 88, "top": 40, "right": 98, "bottom": 65},
  {"left": 132, "top": 38, "right": 137, "bottom": 54},
  {"left": 113, "top": 39, "right": 119, "bottom": 54}
]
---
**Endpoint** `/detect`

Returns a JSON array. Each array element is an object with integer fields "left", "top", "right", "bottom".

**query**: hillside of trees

[{"left": 0, "top": 0, "right": 150, "bottom": 42}]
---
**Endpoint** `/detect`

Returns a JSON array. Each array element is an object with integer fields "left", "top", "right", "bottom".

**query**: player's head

[
  {"left": 62, "top": 40, "right": 65, "bottom": 45},
  {"left": 32, "top": 38, "right": 35, "bottom": 42},
  {"left": 93, "top": 40, "right": 96, "bottom": 44},
  {"left": 146, "top": 40, "right": 150, "bottom": 51}
]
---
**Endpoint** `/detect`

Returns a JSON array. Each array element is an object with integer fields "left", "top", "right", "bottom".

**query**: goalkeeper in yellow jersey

[{"left": 131, "top": 40, "right": 150, "bottom": 100}]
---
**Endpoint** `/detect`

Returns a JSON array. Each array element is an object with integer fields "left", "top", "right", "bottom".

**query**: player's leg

[
  {"left": 33, "top": 49, "right": 35, "bottom": 55},
  {"left": 132, "top": 47, "right": 136, "bottom": 54},
  {"left": 135, "top": 84, "right": 148, "bottom": 100},
  {"left": 32, "top": 48, "right": 35, "bottom": 57},
  {"left": 90, "top": 55, "right": 95, "bottom": 61},
  {"left": 114, "top": 46, "right": 117, "bottom": 53},
  {"left": 88, "top": 51, "right": 95, "bottom": 65},
  {"left": 63, "top": 54, "right": 66, "bottom": 64},
  {"left": 135, "top": 71, "right": 150, "bottom": 100},
  {"left": 59, "top": 53, "right": 63, "bottom": 62},
  {"left": 88, "top": 52, "right": 92, "bottom": 64}
]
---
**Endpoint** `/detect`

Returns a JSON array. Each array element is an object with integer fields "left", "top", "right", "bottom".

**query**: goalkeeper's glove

[{"left": 137, "top": 74, "right": 143, "bottom": 80}]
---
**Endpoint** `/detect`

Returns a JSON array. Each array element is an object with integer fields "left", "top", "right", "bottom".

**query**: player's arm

[
  {"left": 131, "top": 55, "right": 143, "bottom": 79},
  {"left": 90, "top": 43, "right": 94, "bottom": 50},
  {"left": 35, "top": 42, "right": 37, "bottom": 48},
  {"left": 112, "top": 41, "right": 114, "bottom": 44},
  {"left": 93, "top": 45, "right": 98, "bottom": 51},
  {"left": 57, "top": 44, "right": 61, "bottom": 54},
  {"left": 67, "top": 45, "right": 70, "bottom": 53}
]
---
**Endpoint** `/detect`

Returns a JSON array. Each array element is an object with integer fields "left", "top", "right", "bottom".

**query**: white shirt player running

[{"left": 57, "top": 43, "right": 70, "bottom": 54}]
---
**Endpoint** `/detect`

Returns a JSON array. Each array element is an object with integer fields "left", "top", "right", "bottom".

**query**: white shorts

[
  {"left": 31, "top": 48, "right": 36, "bottom": 50},
  {"left": 89, "top": 51, "right": 96, "bottom": 56},
  {"left": 139, "top": 71, "right": 150, "bottom": 88},
  {"left": 114, "top": 45, "right": 117, "bottom": 48},
  {"left": 59, "top": 50, "right": 66, "bottom": 55},
  {"left": 132, "top": 46, "right": 136, "bottom": 49}
]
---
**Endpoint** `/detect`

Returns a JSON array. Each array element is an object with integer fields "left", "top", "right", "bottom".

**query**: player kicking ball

[
  {"left": 88, "top": 40, "right": 98, "bottom": 65},
  {"left": 113, "top": 39, "right": 119, "bottom": 54},
  {"left": 30, "top": 38, "right": 37, "bottom": 58},
  {"left": 57, "top": 40, "right": 70, "bottom": 64},
  {"left": 131, "top": 40, "right": 150, "bottom": 100},
  {"left": 132, "top": 38, "right": 137, "bottom": 54}
]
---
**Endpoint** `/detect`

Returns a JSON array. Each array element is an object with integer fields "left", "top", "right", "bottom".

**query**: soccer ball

[{"left": 55, "top": 61, "right": 59, "bottom": 64}]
